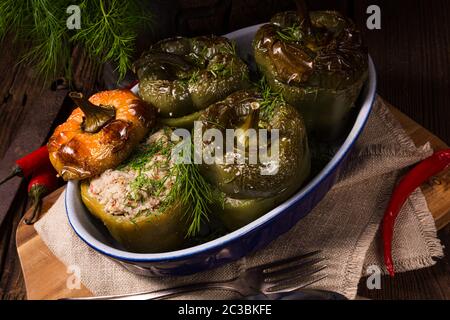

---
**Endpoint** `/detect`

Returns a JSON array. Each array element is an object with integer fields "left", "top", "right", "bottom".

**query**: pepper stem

[
  {"left": 241, "top": 104, "right": 260, "bottom": 131},
  {"left": 0, "top": 166, "right": 22, "bottom": 186},
  {"left": 236, "top": 103, "right": 260, "bottom": 149},
  {"left": 294, "top": 0, "right": 312, "bottom": 34},
  {"left": 24, "top": 185, "right": 47, "bottom": 225},
  {"left": 69, "top": 92, "right": 116, "bottom": 133}
]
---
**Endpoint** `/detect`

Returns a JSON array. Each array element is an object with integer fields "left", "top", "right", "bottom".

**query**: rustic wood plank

[
  {"left": 352, "top": 0, "right": 450, "bottom": 145},
  {"left": 0, "top": 181, "right": 27, "bottom": 300},
  {"left": 16, "top": 187, "right": 92, "bottom": 300},
  {"left": 386, "top": 103, "right": 450, "bottom": 230},
  {"left": 358, "top": 225, "right": 450, "bottom": 299},
  {"left": 0, "top": 86, "right": 68, "bottom": 227},
  {"left": 0, "top": 33, "right": 71, "bottom": 228},
  {"left": 0, "top": 36, "right": 102, "bottom": 300}
]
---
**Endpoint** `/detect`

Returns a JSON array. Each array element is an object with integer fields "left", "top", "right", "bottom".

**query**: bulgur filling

[{"left": 88, "top": 129, "right": 175, "bottom": 219}]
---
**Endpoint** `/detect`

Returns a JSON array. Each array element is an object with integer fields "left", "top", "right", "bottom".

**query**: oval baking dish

[{"left": 66, "top": 24, "right": 377, "bottom": 276}]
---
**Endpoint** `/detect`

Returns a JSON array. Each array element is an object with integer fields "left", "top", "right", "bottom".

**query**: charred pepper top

[
  {"left": 133, "top": 36, "right": 250, "bottom": 122},
  {"left": 253, "top": 6, "right": 368, "bottom": 140}
]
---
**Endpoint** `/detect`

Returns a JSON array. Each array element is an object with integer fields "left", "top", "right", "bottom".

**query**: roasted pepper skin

[
  {"left": 218, "top": 178, "right": 307, "bottom": 231},
  {"left": 134, "top": 36, "right": 250, "bottom": 125},
  {"left": 158, "top": 110, "right": 203, "bottom": 129},
  {"left": 253, "top": 11, "right": 368, "bottom": 140},
  {"left": 198, "top": 89, "right": 310, "bottom": 230},
  {"left": 48, "top": 90, "right": 156, "bottom": 180},
  {"left": 80, "top": 182, "right": 188, "bottom": 253}
]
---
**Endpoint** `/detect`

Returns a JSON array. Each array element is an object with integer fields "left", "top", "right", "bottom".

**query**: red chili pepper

[
  {"left": 0, "top": 146, "right": 51, "bottom": 186},
  {"left": 24, "top": 164, "right": 60, "bottom": 225},
  {"left": 382, "top": 149, "right": 450, "bottom": 276}
]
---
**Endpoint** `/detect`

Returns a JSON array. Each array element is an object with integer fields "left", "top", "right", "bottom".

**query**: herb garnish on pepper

[{"left": 253, "top": 1, "right": 368, "bottom": 140}]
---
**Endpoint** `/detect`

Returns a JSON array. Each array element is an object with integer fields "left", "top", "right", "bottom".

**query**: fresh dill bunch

[
  {"left": 258, "top": 76, "right": 285, "bottom": 119},
  {"left": 0, "top": 0, "right": 152, "bottom": 82},
  {"left": 15, "top": 0, "right": 71, "bottom": 81},
  {"left": 72, "top": 0, "right": 152, "bottom": 80},
  {"left": 0, "top": 1, "right": 33, "bottom": 41}
]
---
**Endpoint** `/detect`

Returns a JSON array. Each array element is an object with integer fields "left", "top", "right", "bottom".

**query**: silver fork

[{"left": 69, "top": 250, "right": 327, "bottom": 300}]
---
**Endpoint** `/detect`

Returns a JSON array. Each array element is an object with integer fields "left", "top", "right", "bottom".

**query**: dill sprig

[
  {"left": 276, "top": 24, "right": 304, "bottom": 42},
  {"left": 209, "top": 62, "right": 233, "bottom": 78},
  {"left": 168, "top": 161, "right": 217, "bottom": 237},
  {"left": 189, "top": 70, "right": 200, "bottom": 83},
  {"left": 258, "top": 77, "right": 285, "bottom": 119},
  {"left": 119, "top": 139, "right": 168, "bottom": 171},
  {"left": 165, "top": 137, "right": 219, "bottom": 237},
  {"left": 219, "top": 40, "right": 237, "bottom": 56},
  {"left": 179, "top": 69, "right": 200, "bottom": 85}
]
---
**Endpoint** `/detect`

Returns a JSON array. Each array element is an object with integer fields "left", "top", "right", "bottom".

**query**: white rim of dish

[{"left": 66, "top": 25, "right": 377, "bottom": 262}]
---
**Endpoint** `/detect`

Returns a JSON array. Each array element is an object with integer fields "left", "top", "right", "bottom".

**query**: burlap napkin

[{"left": 35, "top": 97, "right": 444, "bottom": 299}]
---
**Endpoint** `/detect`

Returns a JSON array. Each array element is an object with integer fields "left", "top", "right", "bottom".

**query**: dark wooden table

[{"left": 0, "top": 0, "right": 449, "bottom": 300}]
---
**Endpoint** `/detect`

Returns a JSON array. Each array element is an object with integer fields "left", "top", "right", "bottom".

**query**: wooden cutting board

[{"left": 16, "top": 103, "right": 450, "bottom": 300}]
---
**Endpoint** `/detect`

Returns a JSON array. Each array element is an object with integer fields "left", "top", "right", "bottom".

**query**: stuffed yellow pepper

[{"left": 80, "top": 129, "right": 191, "bottom": 253}]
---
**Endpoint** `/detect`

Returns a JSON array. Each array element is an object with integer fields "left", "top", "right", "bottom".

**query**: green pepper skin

[
  {"left": 134, "top": 36, "right": 250, "bottom": 118},
  {"left": 218, "top": 150, "right": 310, "bottom": 231},
  {"left": 81, "top": 183, "right": 188, "bottom": 253},
  {"left": 253, "top": 11, "right": 368, "bottom": 140},
  {"left": 198, "top": 89, "right": 311, "bottom": 230},
  {"left": 158, "top": 111, "right": 203, "bottom": 129}
]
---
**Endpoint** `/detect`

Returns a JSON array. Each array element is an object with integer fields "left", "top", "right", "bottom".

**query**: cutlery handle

[{"left": 65, "top": 280, "right": 241, "bottom": 300}]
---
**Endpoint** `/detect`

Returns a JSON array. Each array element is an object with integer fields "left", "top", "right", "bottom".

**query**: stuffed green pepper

[
  {"left": 133, "top": 36, "right": 250, "bottom": 128},
  {"left": 253, "top": 2, "right": 368, "bottom": 140},
  {"left": 197, "top": 89, "right": 311, "bottom": 230}
]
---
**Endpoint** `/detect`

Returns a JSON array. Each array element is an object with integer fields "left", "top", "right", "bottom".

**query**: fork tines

[{"left": 257, "top": 250, "right": 328, "bottom": 293}]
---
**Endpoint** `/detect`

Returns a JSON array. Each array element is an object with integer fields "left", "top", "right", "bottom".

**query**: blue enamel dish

[{"left": 66, "top": 24, "right": 377, "bottom": 276}]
